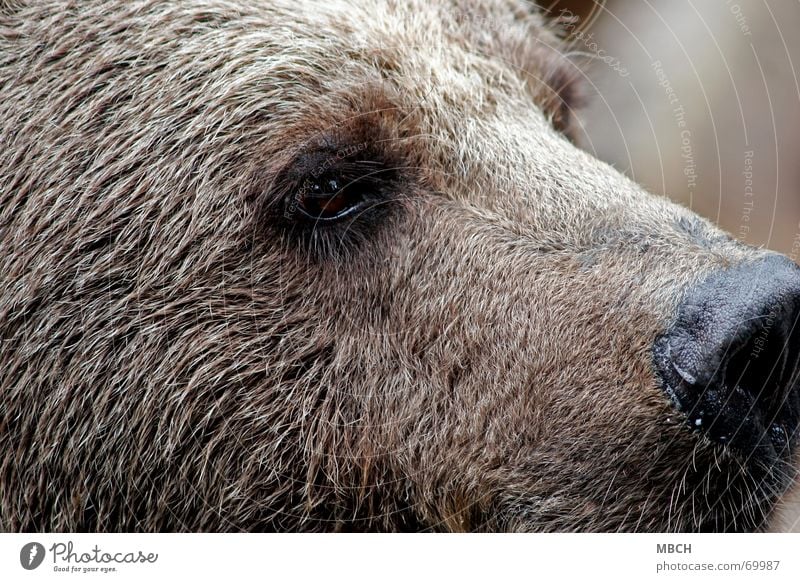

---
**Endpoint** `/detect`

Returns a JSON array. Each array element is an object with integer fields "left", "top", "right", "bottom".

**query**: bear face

[{"left": 0, "top": 0, "right": 798, "bottom": 532}]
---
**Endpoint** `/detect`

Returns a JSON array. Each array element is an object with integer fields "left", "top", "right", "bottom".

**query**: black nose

[{"left": 654, "top": 255, "right": 800, "bottom": 462}]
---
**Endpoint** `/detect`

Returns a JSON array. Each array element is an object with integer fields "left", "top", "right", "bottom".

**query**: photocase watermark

[
  {"left": 726, "top": 0, "right": 752, "bottom": 37},
  {"left": 652, "top": 60, "right": 697, "bottom": 198},
  {"left": 20, "top": 542, "right": 46, "bottom": 570},
  {"left": 559, "top": 9, "right": 629, "bottom": 77},
  {"left": 19, "top": 540, "right": 159, "bottom": 575},
  {"left": 449, "top": 9, "right": 507, "bottom": 35},
  {"left": 749, "top": 303, "right": 779, "bottom": 361},
  {"left": 789, "top": 224, "right": 800, "bottom": 264},
  {"left": 738, "top": 150, "right": 755, "bottom": 242}
]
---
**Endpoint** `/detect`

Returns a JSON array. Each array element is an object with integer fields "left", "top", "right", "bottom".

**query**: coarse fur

[{"left": 0, "top": 0, "right": 797, "bottom": 532}]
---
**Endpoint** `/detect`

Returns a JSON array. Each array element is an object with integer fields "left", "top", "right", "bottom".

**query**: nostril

[
  {"left": 726, "top": 316, "right": 790, "bottom": 417},
  {"left": 654, "top": 255, "right": 800, "bottom": 462}
]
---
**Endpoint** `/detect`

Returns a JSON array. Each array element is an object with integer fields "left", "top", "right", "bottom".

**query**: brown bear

[{"left": 1, "top": 0, "right": 799, "bottom": 532}]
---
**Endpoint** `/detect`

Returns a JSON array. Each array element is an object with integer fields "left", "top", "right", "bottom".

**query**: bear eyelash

[
  {"left": 282, "top": 158, "right": 386, "bottom": 225},
  {"left": 267, "top": 146, "right": 402, "bottom": 257}
]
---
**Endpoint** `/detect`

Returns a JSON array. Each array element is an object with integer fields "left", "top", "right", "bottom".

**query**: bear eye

[
  {"left": 294, "top": 174, "right": 367, "bottom": 222},
  {"left": 269, "top": 146, "right": 403, "bottom": 252}
]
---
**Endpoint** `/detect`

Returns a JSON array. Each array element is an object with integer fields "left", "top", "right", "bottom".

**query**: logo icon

[{"left": 20, "top": 542, "right": 46, "bottom": 570}]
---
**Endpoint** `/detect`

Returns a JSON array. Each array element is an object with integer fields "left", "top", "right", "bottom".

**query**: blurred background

[{"left": 541, "top": 0, "right": 800, "bottom": 256}]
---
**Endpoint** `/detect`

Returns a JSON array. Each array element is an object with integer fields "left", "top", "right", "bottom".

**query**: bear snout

[{"left": 654, "top": 254, "right": 800, "bottom": 469}]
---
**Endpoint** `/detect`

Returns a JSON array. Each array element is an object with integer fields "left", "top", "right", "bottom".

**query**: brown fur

[{"left": 0, "top": 0, "right": 796, "bottom": 531}]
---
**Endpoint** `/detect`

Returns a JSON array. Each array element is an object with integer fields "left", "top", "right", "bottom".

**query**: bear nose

[{"left": 654, "top": 255, "right": 800, "bottom": 462}]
